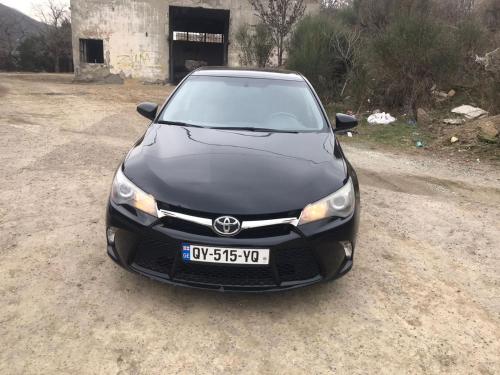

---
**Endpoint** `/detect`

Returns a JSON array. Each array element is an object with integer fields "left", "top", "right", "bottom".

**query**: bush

[
  {"left": 235, "top": 24, "right": 254, "bottom": 66},
  {"left": 287, "top": 15, "right": 359, "bottom": 102},
  {"left": 287, "top": 15, "right": 336, "bottom": 99},
  {"left": 235, "top": 23, "right": 274, "bottom": 68},
  {"left": 253, "top": 23, "right": 274, "bottom": 67},
  {"left": 456, "top": 19, "right": 488, "bottom": 58},
  {"left": 288, "top": 0, "right": 496, "bottom": 115},
  {"left": 17, "top": 35, "right": 53, "bottom": 72},
  {"left": 367, "top": 15, "right": 460, "bottom": 112}
]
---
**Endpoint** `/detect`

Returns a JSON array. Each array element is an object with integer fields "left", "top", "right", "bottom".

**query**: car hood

[{"left": 123, "top": 124, "right": 347, "bottom": 215}]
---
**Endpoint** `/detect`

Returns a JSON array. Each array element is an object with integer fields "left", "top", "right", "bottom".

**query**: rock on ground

[
  {"left": 417, "top": 108, "right": 432, "bottom": 126},
  {"left": 443, "top": 118, "right": 465, "bottom": 125},
  {"left": 452, "top": 105, "right": 489, "bottom": 120},
  {"left": 476, "top": 115, "right": 500, "bottom": 143}
]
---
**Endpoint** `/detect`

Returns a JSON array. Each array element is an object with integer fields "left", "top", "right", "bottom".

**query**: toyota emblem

[{"left": 213, "top": 216, "right": 241, "bottom": 236}]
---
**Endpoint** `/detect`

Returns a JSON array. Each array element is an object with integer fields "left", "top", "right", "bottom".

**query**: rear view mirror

[
  {"left": 334, "top": 113, "right": 358, "bottom": 132},
  {"left": 137, "top": 102, "right": 158, "bottom": 121}
]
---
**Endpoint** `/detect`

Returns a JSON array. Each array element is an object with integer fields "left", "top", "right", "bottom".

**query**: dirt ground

[{"left": 0, "top": 73, "right": 499, "bottom": 375}]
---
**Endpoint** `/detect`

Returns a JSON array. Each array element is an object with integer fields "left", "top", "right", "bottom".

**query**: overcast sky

[{"left": 0, "top": 0, "right": 69, "bottom": 19}]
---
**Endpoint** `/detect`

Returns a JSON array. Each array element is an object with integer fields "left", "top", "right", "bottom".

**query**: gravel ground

[{"left": 0, "top": 73, "right": 499, "bottom": 375}]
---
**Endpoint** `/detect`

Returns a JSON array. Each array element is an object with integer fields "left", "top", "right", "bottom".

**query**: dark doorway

[{"left": 169, "top": 6, "right": 230, "bottom": 83}]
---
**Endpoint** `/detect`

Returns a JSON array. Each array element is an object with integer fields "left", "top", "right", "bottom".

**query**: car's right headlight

[
  {"left": 298, "top": 178, "right": 355, "bottom": 225},
  {"left": 111, "top": 167, "right": 158, "bottom": 217}
]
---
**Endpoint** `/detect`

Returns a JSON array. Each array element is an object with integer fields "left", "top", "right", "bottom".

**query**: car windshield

[{"left": 159, "top": 75, "right": 327, "bottom": 132}]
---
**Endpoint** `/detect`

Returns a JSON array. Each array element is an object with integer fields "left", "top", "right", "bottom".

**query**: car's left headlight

[
  {"left": 298, "top": 178, "right": 355, "bottom": 225},
  {"left": 111, "top": 167, "right": 158, "bottom": 217}
]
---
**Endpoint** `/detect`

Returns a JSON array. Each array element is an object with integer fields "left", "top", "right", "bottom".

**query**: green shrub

[
  {"left": 287, "top": 15, "right": 359, "bottom": 102},
  {"left": 367, "top": 15, "right": 460, "bottom": 111},
  {"left": 288, "top": 1, "right": 496, "bottom": 115},
  {"left": 235, "top": 23, "right": 274, "bottom": 68},
  {"left": 287, "top": 15, "right": 335, "bottom": 98},
  {"left": 17, "top": 35, "right": 53, "bottom": 72},
  {"left": 253, "top": 23, "right": 274, "bottom": 67},
  {"left": 456, "top": 19, "right": 488, "bottom": 58},
  {"left": 235, "top": 24, "right": 254, "bottom": 66}
]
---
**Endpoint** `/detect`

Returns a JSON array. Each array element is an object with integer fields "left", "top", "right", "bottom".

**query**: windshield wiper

[
  {"left": 210, "top": 126, "right": 299, "bottom": 134},
  {"left": 157, "top": 120, "right": 206, "bottom": 128},
  {"left": 157, "top": 121, "right": 299, "bottom": 133}
]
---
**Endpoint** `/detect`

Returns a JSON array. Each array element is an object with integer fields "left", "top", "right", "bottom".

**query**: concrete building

[{"left": 70, "top": 0, "right": 320, "bottom": 83}]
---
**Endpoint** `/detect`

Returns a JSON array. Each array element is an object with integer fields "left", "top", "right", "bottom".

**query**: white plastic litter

[{"left": 367, "top": 112, "right": 396, "bottom": 125}]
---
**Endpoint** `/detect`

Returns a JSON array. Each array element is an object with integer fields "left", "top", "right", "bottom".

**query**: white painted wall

[{"left": 71, "top": 0, "right": 320, "bottom": 81}]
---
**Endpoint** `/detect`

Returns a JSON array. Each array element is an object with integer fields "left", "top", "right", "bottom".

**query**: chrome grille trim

[
  {"left": 157, "top": 209, "right": 299, "bottom": 229},
  {"left": 158, "top": 209, "right": 212, "bottom": 227},
  {"left": 241, "top": 217, "right": 299, "bottom": 229}
]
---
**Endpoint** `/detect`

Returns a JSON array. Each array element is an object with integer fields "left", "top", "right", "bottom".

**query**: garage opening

[
  {"left": 169, "top": 6, "right": 230, "bottom": 83},
  {"left": 79, "top": 39, "right": 104, "bottom": 64}
]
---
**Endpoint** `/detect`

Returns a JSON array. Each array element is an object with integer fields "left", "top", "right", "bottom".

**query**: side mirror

[
  {"left": 334, "top": 113, "right": 358, "bottom": 132},
  {"left": 137, "top": 102, "right": 158, "bottom": 121}
]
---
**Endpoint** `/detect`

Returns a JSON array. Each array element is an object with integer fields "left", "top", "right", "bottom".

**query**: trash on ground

[
  {"left": 416, "top": 141, "right": 424, "bottom": 148},
  {"left": 367, "top": 112, "right": 396, "bottom": 125},
  {"left": 443, "top": 118, "right": 465, "bottom": 125},
  {"left": 451, "top": 105, "right": 489, "bottom": 120},
  {"left": 430, "top": 86, "right": 457, "bottom": 102},
  {"left": 450, "top": 136, "right": 459, "bottom": 144},
  {"left": 347, "top": 132, "right": 353, "bottom": 138}
]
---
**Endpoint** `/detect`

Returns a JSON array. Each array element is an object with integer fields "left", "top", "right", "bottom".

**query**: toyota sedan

[{"left": 106, "top": 68, "right": 360, "bottom": 292}]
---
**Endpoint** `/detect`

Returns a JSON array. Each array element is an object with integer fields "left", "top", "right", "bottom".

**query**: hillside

[{"left": 0, "top": 3, "right": 43, "bottom": 43}]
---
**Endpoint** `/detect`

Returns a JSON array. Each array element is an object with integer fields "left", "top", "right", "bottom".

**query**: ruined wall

[{"left": 71, "top": 0, "right": 320, "bottom": 82}]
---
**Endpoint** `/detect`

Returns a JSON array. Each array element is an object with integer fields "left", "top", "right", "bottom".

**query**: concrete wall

[{"left": 71, "top": 0, "right": 320, "bottom": 82}]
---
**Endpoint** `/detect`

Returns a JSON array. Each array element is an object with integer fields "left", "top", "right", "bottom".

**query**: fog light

[
  {"left": 340, "top": 241, "right": 353, "bottom": 259},
  {"left": 107, "top": 227, "right": 117, "bottom": 245}
]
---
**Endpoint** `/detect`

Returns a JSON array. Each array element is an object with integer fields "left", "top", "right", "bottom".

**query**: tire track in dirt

[{"left": 357, "top": 167, "right": 500, "bottom": 205}]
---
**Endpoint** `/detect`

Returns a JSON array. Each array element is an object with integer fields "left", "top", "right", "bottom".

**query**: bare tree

[
  {"left": 330, "top": 28, "right": 361, "bottom": 96},
  {"left": 249, "top": 0, "right": 306, "bottom": 66},
  {"left": 34, "top": 0, "right": 71, "bottom": 73}
]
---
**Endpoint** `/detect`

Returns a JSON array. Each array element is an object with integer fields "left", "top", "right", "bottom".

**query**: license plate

[{"left": 182, "top": 243, "right": 270, "bottom": 265}]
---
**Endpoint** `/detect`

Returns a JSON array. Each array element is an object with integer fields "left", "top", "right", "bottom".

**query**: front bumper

[{"left": 106, "top": 201, "right": 359, "bottom": 292}]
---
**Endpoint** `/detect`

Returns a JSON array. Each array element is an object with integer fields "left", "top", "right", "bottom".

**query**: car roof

[{"left": 191, "top": 67, "right": 305, "bottom": 82}]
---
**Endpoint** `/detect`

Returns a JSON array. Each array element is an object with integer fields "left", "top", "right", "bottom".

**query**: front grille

[
  {"left": 174, "top": 262, "right": 276, "bottom": 286},
  {"left": 275, "top": 248, "right": 320, "bottom": 282},
  {"left": 161, "top": 218, "right": 214, "bottom": 236},
  {"left": 133, "top": 238, "right": 176, "bottom": 275},
  {"left": 156, "top": 202, "right": 300, "bottom": 221},
  {"left": 160, "top": 218, "right": 293, "bottom": 238},
  {"left": 156, "top": 202, "right": 300, "bottom": 239},
  {"left": 131, "top": 238, "right": 321, "bottom": 287}
]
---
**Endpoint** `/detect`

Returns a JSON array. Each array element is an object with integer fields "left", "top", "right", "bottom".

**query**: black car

[{"left": 106, "top": 68, "right": 360, "bottom": 292}]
